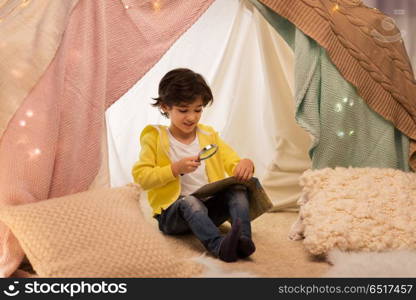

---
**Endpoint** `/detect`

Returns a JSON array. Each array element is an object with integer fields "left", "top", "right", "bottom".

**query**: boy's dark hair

[{"left": 152, "top": 68, "right": 213, "bottom": 117}]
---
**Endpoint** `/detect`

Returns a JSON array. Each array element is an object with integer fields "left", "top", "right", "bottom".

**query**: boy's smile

[{"left": 163, "top": 97, "right": 203, "bottom": 142}]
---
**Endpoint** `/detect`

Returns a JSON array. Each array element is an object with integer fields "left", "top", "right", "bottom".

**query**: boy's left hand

[{"left": 233, "top": 158, "right": 254, "bottom": 182}]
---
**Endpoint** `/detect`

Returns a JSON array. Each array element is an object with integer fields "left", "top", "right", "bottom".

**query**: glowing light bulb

[
  {"left": 28, "top": 148, "right": 42, "bottom": 159},
  {"left": 337, "top": 131, "right": 345, "bottom": 138},
  {"left": 19, "top": 120, "right": 26, "bottom": 127},
  {"left": 25, "top": 110, "right": 34, "bottom": 117},
  {"left": 153, "top": 0, "right": 161, "bottom": 11},
  {"left": 11, "top": 69, "right": 23, "bottom": 78},
  {"left": 20, "top": 0, "right": 30, "bottom": 8},
  {"left": 124, "top": 5, "right": 129, "bottom": 9},
  {"left": 334, "top": 103, "right": 343, "bottom": 112},
  {"left": 333, "top": 4, "right": 339, "bottom": 12}
]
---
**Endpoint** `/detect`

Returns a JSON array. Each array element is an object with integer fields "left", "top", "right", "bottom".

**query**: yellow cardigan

[{"left": 132, "top": 124, "right": 241, "bottom": 215}]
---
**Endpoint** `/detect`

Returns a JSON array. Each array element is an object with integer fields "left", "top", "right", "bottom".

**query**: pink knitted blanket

[{"left": 0, "top": 0, "right": 213, "bottom": 277}]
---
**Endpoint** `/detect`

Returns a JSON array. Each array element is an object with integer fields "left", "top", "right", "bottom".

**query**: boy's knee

[
  {"left": 178, "top": 195, "right": 207, "bottom": 214},
  {"left": 225, "top": 184, "right": 250, "bottom": 207},
  {"left": 228, "top": 184, "right": 248, "bottom": 194}
]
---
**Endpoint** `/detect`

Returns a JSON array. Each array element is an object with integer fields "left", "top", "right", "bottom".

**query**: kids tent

[{"left": 0, "top": 0, "right": 415, "bottom": 278}]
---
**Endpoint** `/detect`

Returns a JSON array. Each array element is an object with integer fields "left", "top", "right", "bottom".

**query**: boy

[{"left": 132, "top": 68, "right": 255, "bottom": 262}]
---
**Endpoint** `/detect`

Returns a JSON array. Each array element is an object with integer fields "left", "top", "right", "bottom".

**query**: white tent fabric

[{"left": 106, "top": 0, "right": 311, "bottom": 208}]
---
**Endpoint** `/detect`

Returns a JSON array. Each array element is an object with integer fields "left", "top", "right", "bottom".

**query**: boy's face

[{"left": 163, "top": 97, "right": 203, "bottom": 136}]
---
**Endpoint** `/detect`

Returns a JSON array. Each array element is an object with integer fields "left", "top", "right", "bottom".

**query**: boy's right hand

[{"left": 171, "top": 156, "right": 201, "bottom": 177}]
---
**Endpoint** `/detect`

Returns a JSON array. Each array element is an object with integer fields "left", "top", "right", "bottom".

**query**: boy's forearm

[
  {"left": 133, "top": 165, "right": 176, "bottom": 190},
  {"left": 171, "top": 162, "right": 180, "bottom": 177}
]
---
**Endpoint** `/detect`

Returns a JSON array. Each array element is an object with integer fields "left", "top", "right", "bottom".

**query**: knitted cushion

[
  {"left": 299, "top": 168, "right": 416, "bottom": 255},
  {"left": 0, "top": 185, "right": 202, "bottom": 277}
]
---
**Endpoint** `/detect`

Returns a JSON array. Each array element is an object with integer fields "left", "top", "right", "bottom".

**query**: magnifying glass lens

[{"left": 198, "top": 144, "right": 218, "bottom": 160}]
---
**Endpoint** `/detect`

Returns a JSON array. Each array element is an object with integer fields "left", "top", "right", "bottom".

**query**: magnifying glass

[
  {"left": 180, "top": 144, "right": 218, "bottom": 176},
  {"left": 197, "top": 144, "right": 218, "bottom": 161}
]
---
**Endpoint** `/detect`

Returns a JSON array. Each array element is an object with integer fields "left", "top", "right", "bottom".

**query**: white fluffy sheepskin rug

[
  {"left": 298, "top": 168, "right": 416, "bottom": 255},
  {"left": 324, "top": 250, "right": 416, "bottom": 277}
]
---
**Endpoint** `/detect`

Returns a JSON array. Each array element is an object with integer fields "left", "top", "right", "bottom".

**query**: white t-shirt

[{"left": 167, "top": 130, "right": 209, "bottom": 196}]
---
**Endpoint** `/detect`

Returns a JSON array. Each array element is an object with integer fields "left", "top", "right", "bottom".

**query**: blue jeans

[{"left": 156, "top": 184, "right": 251, "bottom": 256}]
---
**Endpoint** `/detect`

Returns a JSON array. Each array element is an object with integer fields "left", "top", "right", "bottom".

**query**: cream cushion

[
  {"left": 299, "top": 168, "right": 416, "bottom": 255},
  {"left": 0, "top": 185, "right": 202, "bottom": 277}
]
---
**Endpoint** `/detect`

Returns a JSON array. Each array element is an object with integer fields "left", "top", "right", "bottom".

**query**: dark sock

[
  {"left": 237, "top": 236, "right": 256, "bottom": 258},
  {"left": 218, "top": 218, "right": 242, "bottom": 262}
]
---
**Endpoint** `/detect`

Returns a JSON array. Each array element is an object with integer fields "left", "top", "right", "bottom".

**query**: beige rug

[{"left": 153, "top": 210, "right": 330, "bottom": 277}]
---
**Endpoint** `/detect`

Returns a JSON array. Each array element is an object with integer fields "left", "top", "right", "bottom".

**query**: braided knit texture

[
  {"left": 260, "top": 0, "right": 416, "bottom": 170},
  {"left": 0, "top": 185, "right": 202, "bottom": 277}
]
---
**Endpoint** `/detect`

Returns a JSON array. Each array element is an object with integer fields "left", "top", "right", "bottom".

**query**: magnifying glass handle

[{"left": 180, "top": 157, "right": 201, "bottom": 176}]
